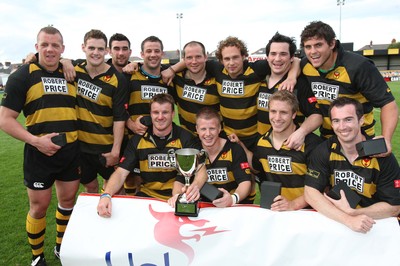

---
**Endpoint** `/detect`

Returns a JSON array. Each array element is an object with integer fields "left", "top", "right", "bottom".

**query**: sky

[{"left": 0, "top": 0, "right": 399, "bottom": 64}]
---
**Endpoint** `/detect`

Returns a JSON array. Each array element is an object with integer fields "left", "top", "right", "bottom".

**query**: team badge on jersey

[
  {"left": 103, "top": 75, "right": 112, "bottom": 82},
  {"left": 221, "top": 152, "right": 227, "bottom": 160},
  {"left": 333, "top": 71, "right": 340, "bottom": 79},
  {"left": 361, "top": 158, "right": 371, "bottom": 168}
]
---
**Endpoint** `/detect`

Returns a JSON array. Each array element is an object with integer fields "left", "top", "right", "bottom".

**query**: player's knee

[{"left": 83, "top": 179, "right": 99, "bottom": 193}]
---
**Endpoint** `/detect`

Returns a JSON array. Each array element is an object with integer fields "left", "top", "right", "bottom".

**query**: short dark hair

[
  {"left": 150, "top": 93, "right": 175, "bottom": 111},
  {"left": 183, "top": 41, "right": 206, "bottom": 57},
  {"left": 84, "top": 29, "right": 107, "bottom": 46},
  {"left": 300, "top": 21, "right": 336, "bottom": 49},
  {"left": 196, "top": 107, "right": 222, "bottom": 124},
  {"left": 215, "top": 36, "right": 248, "bottom": 61},
  {"left": 37, "top": 26, "right": 63, "bottom": 43},
  {"left": 141, "top": 36, "right": 163, "bottom": 52},
  {"left": 268, "top": 90, "right": 299, "bottom": 114},
  {"left": 329, "top": 97, "right": 364, "bottom": 121},
  {"left": 109, "top": 33, "right": 131, "bottom": 49},
  {"left": 266, "top": 32, "right": 297, "bottom": 57}
]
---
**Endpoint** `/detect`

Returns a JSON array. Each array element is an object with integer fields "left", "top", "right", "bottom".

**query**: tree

[{"left": 388, "top": 39, "right": 400, "bottom": 49}]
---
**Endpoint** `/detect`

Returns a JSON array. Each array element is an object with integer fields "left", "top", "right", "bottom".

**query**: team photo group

[{"left": 0, "top": 19, "right": 399, "bottom": 266}]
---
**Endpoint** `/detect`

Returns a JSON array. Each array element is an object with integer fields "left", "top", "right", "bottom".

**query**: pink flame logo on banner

[{"left": 149, "top": 204, "right": 229, "bottom": 265}]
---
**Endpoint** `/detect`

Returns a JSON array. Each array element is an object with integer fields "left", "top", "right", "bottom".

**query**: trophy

[{"left": 168, "top": 148, "right": 205, "bottom": 217}]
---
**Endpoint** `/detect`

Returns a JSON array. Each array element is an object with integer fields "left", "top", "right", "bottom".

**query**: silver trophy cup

[{"left": 168, "top": 148, "right": 205, "bottom": 216}]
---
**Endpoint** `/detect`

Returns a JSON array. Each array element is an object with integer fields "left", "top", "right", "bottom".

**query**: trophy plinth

[
  {"left": 168, "top": 148, "right": 205, "bottom": 217},
  {"left": 175, "top": 194, "right": 199, "bottom": 217}
]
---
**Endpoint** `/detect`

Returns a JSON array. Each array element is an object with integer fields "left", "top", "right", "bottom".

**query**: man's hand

[
  {"left": 345, "top": 214, "right": 375, "bottom": 233},
  {"left": 270, "top": 195, "right": 293, "bottom": 211},
  {"left": 161, "top": 67, "right": 175, "bottom": 86},
  {"left": 278, "top": 77, "right": 297, "bottom": 92},
  {"left": 212, "top": 189, "right": 233, "bottom": 208},
  {"left": 126, "top": 116, "right": 148, "bottom": 135},
  {"left": 284, "top": 128, "right": 306, "bottom": 151},
  {"left": 325, "top": 191, "right": 376, "bottom": 233},
  {"left": 97, "top": 197, "right": 112, "bottom": 218},
  {"left": 122, "top": 62, "right": 139, "bottom": 74},
  {"left": 24, "top": 53, "right": 37, "bottom": 64},
  {"left": 227, "top": 133, "right": 241, "bottom": 144},
  {"left": 167, "top": 194, "right": 179, "bottom": 208},
  {"left": 371, "top": 136, "right": 392, "bottom": 158},
  {"left": 33, "top": 133, "right": 62, "bottom": 156},
  {"left": 184, "top": 183, "right": 201, "bottom": 202},
  {"left": 324, "top": 190, "right": 354, "bottom": 214},
  {"left": 60, "top": 58, "right": 76, "bottom": 82},
  {"left": 101, "top": 151, "right": 120, "bottom": 167}
]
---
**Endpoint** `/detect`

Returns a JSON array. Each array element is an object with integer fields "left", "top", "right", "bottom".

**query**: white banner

[{"left": 61, "top": 194, "right": 400, "bottom": 266}]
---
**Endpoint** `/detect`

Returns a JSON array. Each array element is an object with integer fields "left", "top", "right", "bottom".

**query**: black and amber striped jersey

[
  {"left": 305, "top": 136, "right": 400, "bottom": 207},
  {"left": 301, "top": 41, "right": 395, "bottom": 139},
  {"left": 199, "top": 141, "right": 254, "bottom": 203},
  {"left": 75, "top": 61, "right": 128, "bottom": 154},
  {"left": 253, "top": 128, "right": 322, "bottom": 201},
  {"left": 174, "top": 71, "right": 219, "bottom": 134},
  {"left": 2, "top": 63, "right": 78, "bottom": 144},
  {"left": 206, "top": 60, "right": 269, "bottom": 139},
  {"left": 119, "top": 123, "right": 200, "bottom": 200},
  {"left": 257, "top": 74, "right": 320, "bottom": 135},
  {"left": 127, "top": 66, "right": 175, "bottom": 124}
]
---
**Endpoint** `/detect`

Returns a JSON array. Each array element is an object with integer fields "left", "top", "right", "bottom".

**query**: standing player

[
  {"left": 165, "top": 36, "right": 299, "bottom": 151},
  {"left": 300, "top": 21, "right": 398, "bottom": 156},
  {"left": 169, "top": 41, "right": 219, "bottom": 134},
  {"left": 107, "top": 33, "right": 132, "bottom": 74},
  {"left": 257, "top": 32, "right": 322, "bottom": 150},
  {"left": 125, "top": 36, "right": 175, "bottom": 136},
  {"left": 123, "top": 36, "right": 175, "bottom": 195},
  {"left": 0, "top": 26, "right": 80, "bottom": 265},
  {"left": 76, "top": 29, "right": 128, "bottom": 193}
]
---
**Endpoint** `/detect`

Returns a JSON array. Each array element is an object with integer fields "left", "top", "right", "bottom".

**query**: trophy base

[{"left": 174, "top": 194, "right": 199, "bottom": 217}]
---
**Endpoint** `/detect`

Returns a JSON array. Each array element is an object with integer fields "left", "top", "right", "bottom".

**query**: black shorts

[
  {"left": 23, "top": 142, "right": 80, "bottom": 190},
  {"left": 80, "top": 152, "right": 115, "bottom": 185}
]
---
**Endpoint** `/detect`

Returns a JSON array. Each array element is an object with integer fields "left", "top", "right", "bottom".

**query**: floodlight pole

[
  {"left": 176, "top": 13, "right": 183, "bottom": 60},
  {"left": 337, "top": 0, "right": 345, "bottom": 41}
]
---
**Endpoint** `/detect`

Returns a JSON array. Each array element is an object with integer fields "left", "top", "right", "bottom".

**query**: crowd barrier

[{"left": 60, "top": 194, "right": 400, "bottom": 266}]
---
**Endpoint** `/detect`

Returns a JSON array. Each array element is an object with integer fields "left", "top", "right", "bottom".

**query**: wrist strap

[
  {"left": 168, "top": 66, "right": 176, "bottom": 74},
  {"left": 231, "top": 193, "right": 239, "bottom": 206},
  {"left": 100, "top": 193, "right": 112, "bottom": 200}
]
